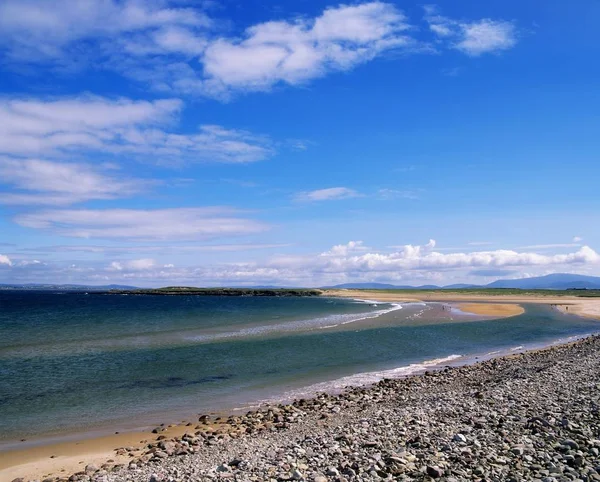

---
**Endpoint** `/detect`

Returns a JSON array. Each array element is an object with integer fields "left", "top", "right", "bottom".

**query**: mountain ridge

[{"left": 325, "top": 273, "right": 600, "bottom": 290}]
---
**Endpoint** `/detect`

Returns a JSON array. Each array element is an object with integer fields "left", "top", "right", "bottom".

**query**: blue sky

[{"left": 0, "top": 0, "right": 599, "bottom": 287}]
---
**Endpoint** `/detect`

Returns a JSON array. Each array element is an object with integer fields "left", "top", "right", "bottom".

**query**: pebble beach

[{"left": 8, "top": 333, "right": 600, "bottom": 482}]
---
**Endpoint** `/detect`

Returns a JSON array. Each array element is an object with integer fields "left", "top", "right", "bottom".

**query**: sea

[{"left": 0, "top": 291, "right": 598, "bottom": 448}]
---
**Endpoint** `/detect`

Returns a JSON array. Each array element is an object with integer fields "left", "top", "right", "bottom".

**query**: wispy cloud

[
  {"left": 377, "top": 188, "right": 419, "bottom": 200},
  {"left": 469, "top": 269, "right": 518, "bottom": 277},
  {"left": 20, "top": 244, "right": 291, "bottom": 254},
  {"left": 0, "top": 0, "right": 211, "bottom": 61},
  {"left": 0, "top": 157, "right": 149, "bottom": 205},
  {"left": 14, "top": 207, "right": 269, "bottom": 241},
  {"left": 295, "top": 187, "right": 361, "bottom": 202},
  {"left": 425, "top": 5, "right": 518, "bottom": 56},
  {"left": 0, "top": 96, "right": 273, "bottom": 163},
  {"left": 516, "top": 243, "right": 583, "bottom": 250},
  {"left": 108, "top": 258, "right": 156, "bottom": 271}
]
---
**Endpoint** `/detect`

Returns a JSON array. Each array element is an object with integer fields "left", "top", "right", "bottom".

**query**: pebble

[{"left": 22, "top": 335, "right": 600, "bottom": 482}]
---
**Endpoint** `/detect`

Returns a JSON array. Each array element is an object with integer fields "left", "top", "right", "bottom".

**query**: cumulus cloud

[
  {"left": 4, "top": 241, "right": 600, "bottom": 287},
  {"left": 320, "top": 241, "right": 368, "bottom": 257},
  {"left": 316, "top": 243, "right": 600, "bottom": 273},
  {"left": 0, "top": 157, "right": 148, "bottom": 205},
  {"left": 198, "top": 2, "right": 411, "bottom": 96},
  {"left": 14, "top": 207, "right": 269, "bottom": 241},
  {"left": 425, "top": 6, "right": 517, "bottom": 56},
  {"left": 0, "top": 254, "right": 12, "bottom": 266},
  {"left": 295, "top": 187, "right": 360, "bottom": 202},
  {"left": 0, "top": 96, "right": 272, "bottom": 162}
]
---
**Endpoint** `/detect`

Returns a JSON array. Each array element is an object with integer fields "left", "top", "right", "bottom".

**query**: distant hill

[
  {"left": 326, "top": 274, "right": 600, "bottom": 291},
  {"left": 485, "top": 273, "right": 600, "bottom": 290},
  {"left": 323, "top": 283, "right": 443, "bottom": 289},
  {"left": 325, "top": 283, "right": 407, "bottom": 289}
]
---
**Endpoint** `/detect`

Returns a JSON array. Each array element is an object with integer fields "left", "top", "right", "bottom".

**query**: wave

[{"left": 257, "top": 354, "right": 463, "bottom": 405}]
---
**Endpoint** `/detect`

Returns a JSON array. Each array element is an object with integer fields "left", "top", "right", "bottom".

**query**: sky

[{"left": 0, "top": 0, "right": 599, "bottom": 287}]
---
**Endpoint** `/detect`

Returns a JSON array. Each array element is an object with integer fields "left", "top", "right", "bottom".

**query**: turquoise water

[{"left": 0, "top": 291, "right": 598, "bottom": 445}]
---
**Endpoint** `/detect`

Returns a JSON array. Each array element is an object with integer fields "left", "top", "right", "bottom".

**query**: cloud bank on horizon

[
  {"left": 2, "top": 240, "right": 599, "bottom": 286},
  {"left": 1, "top": 0, "right": 599, "bottom": 286}
]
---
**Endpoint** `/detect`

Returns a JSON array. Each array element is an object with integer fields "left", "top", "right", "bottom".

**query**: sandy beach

[{"left": 324, "top": 289, "right": 600, "bottom": 320}]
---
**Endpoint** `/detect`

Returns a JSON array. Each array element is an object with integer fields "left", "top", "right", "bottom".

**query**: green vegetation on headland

[{"left": 102, "top": 287, "right": 324, "bottom": 297}]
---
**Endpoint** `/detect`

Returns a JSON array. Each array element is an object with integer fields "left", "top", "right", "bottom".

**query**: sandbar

[
  {"left": 325, "top": 289, "right": 600, "bottom": 320},
  {"left": 456, "top": 302, "right": 525, "bottom": 317}
]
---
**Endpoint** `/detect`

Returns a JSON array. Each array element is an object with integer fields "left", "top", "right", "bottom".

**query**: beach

[
  {"left": 324, "top": 289, "right": 600, "bottom": 320},
  {"left": 3, "top": 333, "right": 599, "bottom": 481},
  {"left": 2, "top": 292, "right": 600, "bottom": 481}
]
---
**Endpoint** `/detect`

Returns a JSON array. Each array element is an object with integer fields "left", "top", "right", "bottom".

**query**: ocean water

[{"left": 0, "top": 291, "right": 598, "bottom": 446}]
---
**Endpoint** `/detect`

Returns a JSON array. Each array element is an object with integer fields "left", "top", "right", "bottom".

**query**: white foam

[
  {"left": 261, "top": 354, "right": 463, "bottom": 404},
  {"left": 183, "top": 302, "right": 405, "bottom": 342}
]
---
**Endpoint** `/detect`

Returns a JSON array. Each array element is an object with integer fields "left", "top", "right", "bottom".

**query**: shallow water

[{"left": 0, "top": 291, "right": 597, "bottom": 445}]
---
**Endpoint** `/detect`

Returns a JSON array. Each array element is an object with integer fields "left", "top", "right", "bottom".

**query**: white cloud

[
  {"left": 425, "top": 6, "right": 517, "bottom": 56},
  {"left": 0, "top": 2, "right": 520, "bottom": 98},
  {"left": 0, "top": 96, "right": 272, "bottom": 163},
  {"left": 0, "top": 157, "right": 148, "bottom": 205},
  {"left": 0, "top": 0, "right": 211, "bottom": 60},
  {"left": 15, "top": 207, "right": 269, "bottom": 241},
  {"left": 4, "top": 241, "right": 600, "bottom": 287},
  {"left": 456, "top": 20, "right": 517, "bottom": 56},
  {"left": 573, "top": 236, "right": 583, "bottom": 243},
  {"left": 199, "top": 2, "right": 412, "bottom": 96},
  {"left": 320, "top": 241, "right": 368, "bottom": 257},
  {"left": 315, "top": 241, "right": 600, "bottom": 274},
  {"left": 0, "top": 254, "right": 12, "bottom": 266},
  {"left": 295, "top": 187, "right": 360, "bottom": 202},
  {"left": 109, "top": 258, "right": 156, "bottom": 271}
]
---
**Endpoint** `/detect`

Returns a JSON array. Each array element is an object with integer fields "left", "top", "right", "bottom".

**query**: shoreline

[
  {"left": 327, "top": 289, "right": 600, "bottom": 321},
  {"left": 2, "top": 323, "right": 599, "bottom": 481}
]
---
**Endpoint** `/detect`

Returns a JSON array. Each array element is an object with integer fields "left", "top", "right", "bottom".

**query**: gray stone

[{"left": 426, "top": 466, "right": 444, "bottom": 478}]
